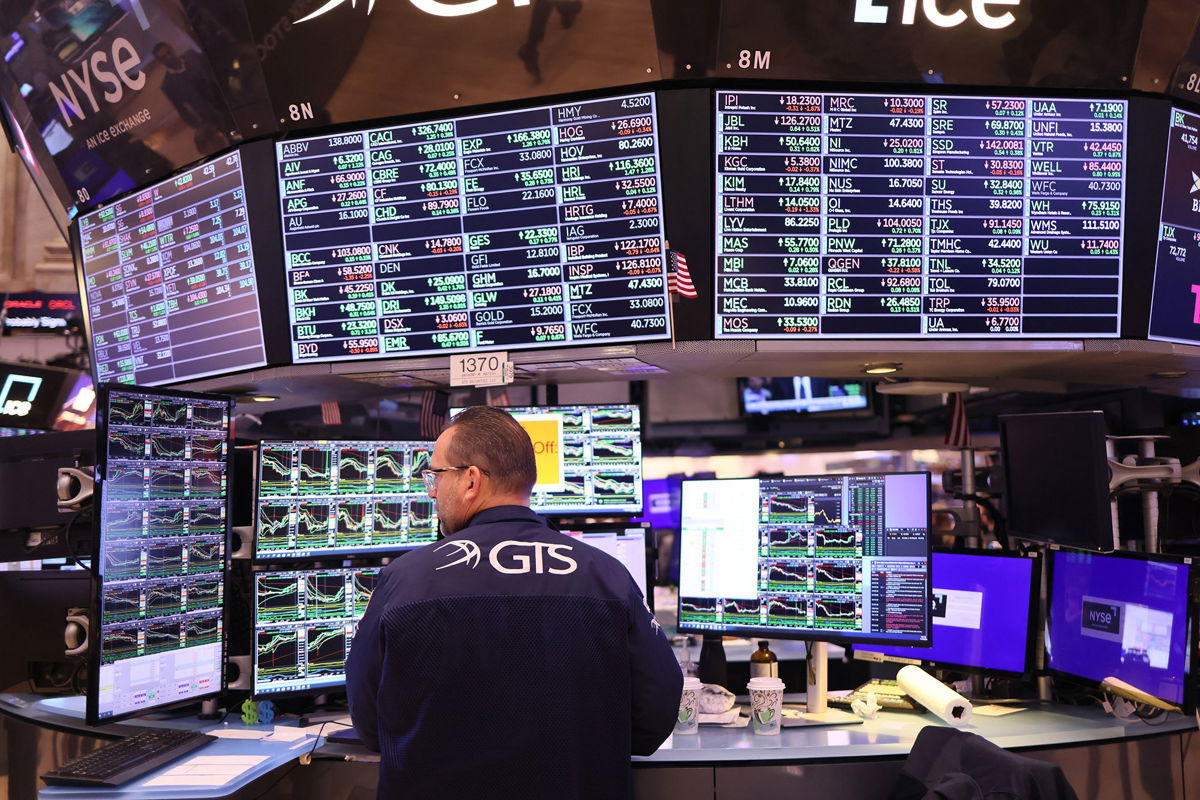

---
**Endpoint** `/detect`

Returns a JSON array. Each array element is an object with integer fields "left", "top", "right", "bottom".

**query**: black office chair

[{"left": 889, "top": 727, "right": 1079, "bottom": 800}]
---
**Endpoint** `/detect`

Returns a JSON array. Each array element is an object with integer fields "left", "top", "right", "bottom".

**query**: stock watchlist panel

[
  {"left": 256, "top": 440, "right": 437, "bottom": 558},
  {"left": 277, "top": 92, "right": 670, "bottom": 361},
  {"left": 95, "top": 389, "right": 230, "bottom": 721},
  {"left": 254, "top": 567, "right": 379, "bottom": 694},
  {"left": 1149, "top": 108, "right": 1200, "bottom": 344},
  {"left": 679, "top": 474, "right": 930, "bottom": 644},
  {"left": 77, "top": 152, "right": 268, "bottom": 385},
  {"left": 715, "top": 91, "right": 1128, "bottom": 338}
]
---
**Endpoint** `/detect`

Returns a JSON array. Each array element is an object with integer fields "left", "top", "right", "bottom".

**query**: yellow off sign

[{"left": 516, "top": 414, "right": 564, "bottom": 491}]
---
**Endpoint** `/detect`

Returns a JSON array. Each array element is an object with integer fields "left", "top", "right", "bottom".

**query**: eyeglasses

[{"left": 420, "top": 465, "right": 488, "bottom": 492}]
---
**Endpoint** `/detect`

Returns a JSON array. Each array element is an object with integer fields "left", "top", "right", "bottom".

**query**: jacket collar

[{"left": 466, "top": 504, "right": 547, "bottom": 528}]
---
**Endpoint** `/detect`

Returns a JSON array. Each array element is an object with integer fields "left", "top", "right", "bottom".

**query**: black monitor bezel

[
  {"left": 851, "top": 547, "right": 1042, "bottom": 679},
  {"left": 87, "top": 383, "right": 234, "bottom": 726},
  {"left": 250, "top": 562, "right": 384, "bottom": 698},
  {"left": 675, "top": 470, "right": 933, "bottom": 647},
  {"left": 69, "top": 140, "right": 291, "bottom": 389},
  {"left": 451, "top": 403, "right": 646, "bottom": 517},
  {"left": 251, "top": 438, "right": 438, "bottom": 562},
  {"left": 735, "top": 376, "right": 874, "bottom": 419},
  {"left": 1044, "top": 545, "right": 1198, "bottom": 714},
  {"left": 999, "top": 410, "right": 1115, "bottom": 551}
]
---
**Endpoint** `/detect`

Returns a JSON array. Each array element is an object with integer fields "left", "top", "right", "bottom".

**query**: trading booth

[{"left": 1, "top": 0, "right": 1200, "bottom": 797}]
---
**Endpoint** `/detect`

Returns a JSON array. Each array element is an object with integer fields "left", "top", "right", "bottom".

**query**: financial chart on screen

[
  {"left": 454, "top": 404, "right": 644, "bottom": 515},
  {"left": 277, "top": 92, "right": 670, "bottom": 362},
  {"left": 93, "top": 387, "right": 231, "bottom": 721},
  {"left": 714, "top": 91, "right": 1128, "bottom": 338},
  {"left": 253, "top": 566, "right": 380, "bottom": 694},
  {"left": 77, "top": 152, "right": 267, "bottom": 385},
  {"left": 255, "top": 440, "right": 437, "bottom": 558},
  {"left": 678, "top": 474, "right": 931, "bottom": 645}
]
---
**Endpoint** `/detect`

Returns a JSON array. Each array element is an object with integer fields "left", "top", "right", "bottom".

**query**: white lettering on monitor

[
  {"left": 49, "top": 38, "right": 146, "bottom": 128},
  {"left": 852, "top": 0, "right": 1019, "bottom": 30}
]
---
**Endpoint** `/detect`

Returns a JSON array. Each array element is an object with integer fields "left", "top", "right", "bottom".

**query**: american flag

[
  {"left": 320, "top": 401, "right": 342, "bottom": 426},
  {"left": 944, "top": 392, "right": 972, "bottom": 448},
  {"left": 485, "top": 387, "right": 511, "bottom": 407},
  {"left": 667, "top": 250, "right": 697, "bottom": 299},
  {"left": 419, "top": 390, "right": 449, "bottom": 440}
]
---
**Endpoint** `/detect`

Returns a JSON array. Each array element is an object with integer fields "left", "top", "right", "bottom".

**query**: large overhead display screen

[
  {"left": 1149, "top": 108, "right": 1200, "bottom": 344},
  {"left": 714, "top": 91, "right": 1128, "bottom": 338},
  {"left": 277, "top": 93, "right": 670, "bottom": 362},
  {"left": 77, "top": 152, "right": 268, "bottom": 385}
]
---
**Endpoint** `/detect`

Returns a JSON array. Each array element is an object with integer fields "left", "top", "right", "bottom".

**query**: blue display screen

[
  {"left": 862, "top": 551, "right": 1035, "bottom": 673},
  {"left": 1048, "top": 550, "right": 1191, "bottom": 705}
]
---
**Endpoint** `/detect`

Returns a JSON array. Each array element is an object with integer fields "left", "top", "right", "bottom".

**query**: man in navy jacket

[{"left": 346, "top": 406, "right": 682, "bottom": 799}]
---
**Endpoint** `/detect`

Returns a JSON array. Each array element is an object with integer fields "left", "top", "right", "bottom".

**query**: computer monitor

[
  {"left": 561, "top": 523, "right": 652, "bottom": 602},
  {"left": 738, "top": 377, "right": 869, "bottom": 416},
  {"left": 253, "top": 566, "right": 380, "bottom": 695},
  {"left": 677, "top": 473, "right": 932, "bottom": 646},
  {"left": 254, "top": 440, "right": 437, "bottom": 559},
  {"left": 1046, "top": 548, "right": 1196, "bottom": 709},
  {"left": 1000, "top": 411, "right": 1114, "bottom": 550},
  {"left": 451, "top": 405, "right": 643, "bottom": 516},
  {"left": 854, "top": 550, "right": 1040, "bottom": 675},
  {"left": 89, "top": 385, "right": 233, "bottom": 724}
]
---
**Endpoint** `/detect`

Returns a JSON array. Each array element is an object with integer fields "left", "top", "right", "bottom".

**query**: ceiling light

[
  {"left": 248, "top": 395, "right": 278, "bottom": 403},
  {"left": 862, "top": 362, "right": 902, "bottom": 375},
  {"left": 1151, "top": 370, "right": 1187, "bottom": 379}
]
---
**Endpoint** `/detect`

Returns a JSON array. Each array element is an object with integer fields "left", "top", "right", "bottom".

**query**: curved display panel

[
  {"left": 277, "top": 91, "right": 671, "bottom": 362},
  {"left": 76, "top": 150, "right": 268, "bottom": 386}
]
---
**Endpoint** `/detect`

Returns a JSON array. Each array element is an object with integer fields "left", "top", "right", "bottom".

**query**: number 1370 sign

[{"left": 451, "top": 353, "right": 514, "bottom": 387}]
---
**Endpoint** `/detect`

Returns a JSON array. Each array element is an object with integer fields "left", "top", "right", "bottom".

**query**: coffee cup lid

[
  {"left": 682, "top": 676, "right": 702, "bottom": 688},
  {"left": 747, "top": 677, "right": 785, "bottom": 689}
]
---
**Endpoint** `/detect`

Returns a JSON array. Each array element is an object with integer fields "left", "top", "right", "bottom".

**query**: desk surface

[
  {"left": 6, "top": 693, "right": 1195, "bottom": 796},
  {"left": 636, "top": 701, "right": 1196, "bottom": 764}
]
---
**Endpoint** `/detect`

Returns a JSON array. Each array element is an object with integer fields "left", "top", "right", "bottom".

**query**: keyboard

[
  {"left": 42, "top": 728, "right": 216, "bottom": 787},
  {"left": 828, "top": 679, "right": 927, "bottom": 714}
]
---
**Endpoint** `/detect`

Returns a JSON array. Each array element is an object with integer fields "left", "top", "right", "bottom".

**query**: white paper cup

[
  {"left": 676, "top": 676, "right": 702, "bottom": 734},
  {"left": 747, "top": 677, "right": 785, "bottom": 735}
]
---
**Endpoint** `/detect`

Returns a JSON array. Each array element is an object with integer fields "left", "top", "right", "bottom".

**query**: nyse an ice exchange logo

[{"left": 297, "top": 0, "right": 531, "bottom": 23}]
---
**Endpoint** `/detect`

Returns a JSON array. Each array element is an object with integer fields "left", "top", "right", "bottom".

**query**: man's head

[{"left": 427, "top": 406, "right": 537, "bottom": 534}]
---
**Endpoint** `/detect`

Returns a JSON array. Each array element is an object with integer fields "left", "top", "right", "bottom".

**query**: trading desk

[{"left": 3, "top": 694, "right": 1197, "bottom": 799}]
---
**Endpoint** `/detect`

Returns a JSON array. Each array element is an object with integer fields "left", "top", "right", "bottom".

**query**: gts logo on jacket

[{"left": 436, "top": 539, "right": 577, "bottom": 575}]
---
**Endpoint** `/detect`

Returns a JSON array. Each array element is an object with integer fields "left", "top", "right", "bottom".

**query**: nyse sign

[
  {"left": 0, "top": 374, "right": 43, "bottom": 419},
  {"left": 852, "top": 0, "right": 1020, "bottom": 29}
]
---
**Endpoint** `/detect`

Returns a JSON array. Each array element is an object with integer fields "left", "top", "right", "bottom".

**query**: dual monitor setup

[
  {"left": 90, "top": 384, "right": 650, "bottom": 723},
  {"left": 672, "top": 457, "right": 1198, "bottom": 713},
  {"left": 69, "top": 84, "right": 1200, "bottom": 396}
]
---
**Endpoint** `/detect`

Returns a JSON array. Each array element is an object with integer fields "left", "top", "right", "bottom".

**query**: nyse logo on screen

[
  {"left": 297, "top": 0, "right": 531, "bottom": 23},
  {"left": 1080, "top": 598, "right": 1122, "bottom": 642},
  {"left": 852, "top": 0, "right": 1020, "bottom": 29}
]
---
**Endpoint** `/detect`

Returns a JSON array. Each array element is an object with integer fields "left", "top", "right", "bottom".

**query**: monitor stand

[{"left": 784, "top": 641, "right": 860, "bottom": 726}]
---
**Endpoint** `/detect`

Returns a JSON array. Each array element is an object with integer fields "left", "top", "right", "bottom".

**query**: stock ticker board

[
  {"left": 1149, "top": 108, "right": 1200, "bottom": 344},
  {"left": 78, "top": 152, "right": 268, "bottom": 386},
  {"left": 714, "top": 91, "right": 1129, "bottom": 338},
  {"left": 276, "top": 93, "right": 671, "bottom": 362}
]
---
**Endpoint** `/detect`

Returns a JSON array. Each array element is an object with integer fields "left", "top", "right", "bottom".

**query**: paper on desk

[
  {"left": 207, "top": 729, "right": 269, "bottom": 740},
  {"left": 699, "top": 707, "right": 741, "bottom": 725},
  {"left": 971, "top": 704, "right": 1027, "bottom": 717},
  {"left": 263, "top": 725, "right": 310, "bottom": 742},
  {"left": 143, "top": 755, "right": 267, "bottom": 787}
]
